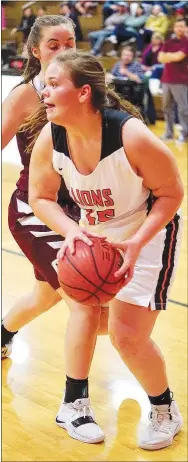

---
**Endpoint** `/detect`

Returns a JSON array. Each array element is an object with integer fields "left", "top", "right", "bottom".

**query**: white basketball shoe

[
  {"left": 138, "top": 400, "right": 183, "bottom": 450},
  {"left": 56, "top": 397, "right": 105, "bottom": 444}
]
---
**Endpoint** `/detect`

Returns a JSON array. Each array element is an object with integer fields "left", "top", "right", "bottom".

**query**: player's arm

[
  {"left": 122, "top": 118, "right": 184, "bottom": 250},
  {"left": 2, "top": 83, "right": 40, "bottom": 149},
  {"left": 29, "top": 122, "right": 79, "bottom": 238}
]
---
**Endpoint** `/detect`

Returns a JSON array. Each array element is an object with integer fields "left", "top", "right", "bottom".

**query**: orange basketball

[{"left": 58, "top": 237, "right": 125, "bottom": 305}]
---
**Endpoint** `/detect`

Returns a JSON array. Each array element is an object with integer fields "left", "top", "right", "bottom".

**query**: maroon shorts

[{"left": 8, "top": 189, "right": 80, "bottom": 290}]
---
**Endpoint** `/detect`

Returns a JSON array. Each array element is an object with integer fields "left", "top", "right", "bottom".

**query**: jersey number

[{"left": 86, "top": 208, "right": 115, "bottom": 225}]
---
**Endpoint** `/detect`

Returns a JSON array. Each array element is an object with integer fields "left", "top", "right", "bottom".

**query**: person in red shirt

[{"left": 158, "top": 18, "right": 188, "bottom": 142}]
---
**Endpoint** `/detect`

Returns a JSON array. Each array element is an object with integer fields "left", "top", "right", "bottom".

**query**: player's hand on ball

[
  {"left": 110, "top": 239, "right": 142, "bottom": 284},
  {"left": 57, "top": 227, "right": 107, "bottom": 260}
]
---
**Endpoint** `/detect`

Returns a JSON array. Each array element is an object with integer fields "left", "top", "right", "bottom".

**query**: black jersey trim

[
  {"left": 100, "top": 109, "right": 134, "bottom": 159},
  {"left": 51, "top": 109, "right": 134, "bottom": 161},
  {"left": 51, "top": 123, "right": 68, "bottom": 155}
]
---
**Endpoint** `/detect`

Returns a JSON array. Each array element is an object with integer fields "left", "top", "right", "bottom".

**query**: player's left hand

[{"left": 110, "top": 239, "right": 142, "bottom": 284}]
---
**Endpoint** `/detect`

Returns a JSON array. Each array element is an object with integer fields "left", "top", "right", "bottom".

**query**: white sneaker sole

[
  {"left": 56, "top": 419, "right": 105, "bottom": 444},
  {"left": 139, "top": 420, "right": 183, "bottom": 451}
]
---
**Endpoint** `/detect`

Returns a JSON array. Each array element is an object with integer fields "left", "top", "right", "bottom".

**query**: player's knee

[
  {"left": 70, "top": 304, "right": 101, "bottom": 325},
  {"left": 109, "top": 320, "right": 145, "bottom": 355}
]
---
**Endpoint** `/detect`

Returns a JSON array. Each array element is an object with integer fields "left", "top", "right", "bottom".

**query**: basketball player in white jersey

[{"left": 29, "top": 51, "right": 184, "bottom": 450}]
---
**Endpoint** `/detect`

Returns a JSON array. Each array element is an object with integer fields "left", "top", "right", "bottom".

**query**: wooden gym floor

[{"left": 2, "top": 121, "right": 187, "bottom": 462}]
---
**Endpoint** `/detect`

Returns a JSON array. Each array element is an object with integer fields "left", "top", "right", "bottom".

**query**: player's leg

[
  {"left": 2, "top": 251, "right": 108, "bottom": 359},
  {"left": 108, "top": 300, "right": 183, "bottom": 450},
  {"left": 98, "top": 306, "right": 109, "bottom": 335},
  {"left": 109, "top": 301, "right": 167, "bottom": 394},
  {"left": 108, "top": 216, "right": 183, "bottom": 450},
  {"left": 3, "top": 279, "right": 61, "bottom": 332},
  {"left": 55, "top": 288, "right": 105, "bottom": 443},
  {"left": 2, "top": 279, "right": 61, "bottom": 357}
]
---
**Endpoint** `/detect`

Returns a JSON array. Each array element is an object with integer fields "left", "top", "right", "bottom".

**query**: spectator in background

[
  {"left": 102, "top": 1, "right": 121, "bottom": 24},
  {"left": 88, "top": 1, "right": 129, "bottom": 56},
  {"left": 144, "top": 4, "right": 169, "bottom": 37},
  {"left": 10, "top": 6, "right": 36, "bottom": 44},
  {"left": 129, "top": 1, "right": 152, "bottom": 16},
  {"left": 142, "top": 31, "right": 163, "bottom": 74},
  {"left": 113, "top": 5, "right": 148, "bottom": 51},
  {"left": 137, "top": 4, "right": 169, "bottom": 50},
  {"left": 109, "top": 46, "right": 144, "bottom": 83},
  {"left": 36, "top": 5, "right": 47, "bottom": 17},
  {"left": 60, "top": 2, "right": 83, "bottom": 41},
  {"left": 142, "top": 32, "right": 164, "bottom": 107},
  {"left": 70, "top": 1, "right": 98, "bottom": 17},
  {"left": 158, "top": 18, "right": 188, "bottom": 142}
]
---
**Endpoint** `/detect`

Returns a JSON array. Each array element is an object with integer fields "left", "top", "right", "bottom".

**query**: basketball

[{"left": 58, "top": 237, "right": 125, "bottom": 305}]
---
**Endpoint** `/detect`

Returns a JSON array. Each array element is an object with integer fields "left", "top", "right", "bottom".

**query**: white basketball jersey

[{"left": 52, "top": 109, "right": 150, "bottom": 242}]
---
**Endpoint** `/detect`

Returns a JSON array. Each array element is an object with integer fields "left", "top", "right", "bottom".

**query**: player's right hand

[{"left": 57, "top": 227, "right": 106, "bottom": 260}]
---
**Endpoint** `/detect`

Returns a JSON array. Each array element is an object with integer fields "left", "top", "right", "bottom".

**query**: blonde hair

[{"left": 152, "top": 31, "right": 163, "bottom": 41}]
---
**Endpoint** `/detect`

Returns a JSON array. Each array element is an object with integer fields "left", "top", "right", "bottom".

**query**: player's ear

[
  {"left": 32, "top": 47, "right": 41, "bottom": 61},
  {"left": 79, "top": 85, "right": 91, "bottom": 104}
]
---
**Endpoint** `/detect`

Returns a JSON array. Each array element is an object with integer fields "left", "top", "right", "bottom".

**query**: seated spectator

[
  {"left": 145, "top": 4, "right": 169, "bottom": 36},
  {"left": 158, "top": 17, "right": 188, "bottom": 142},
  {"left": 129, "top": 1, "right": 152, "bottom": 16},
  {"left": 102, "top": 1, "right": 122, "bottom": 24},
  {"left": 36, "top": 5, "right": 47, "bottom": 17},
  {"left": 88, "top": 1, "right": 129, "bottom": 56},
  {"left": 113, "top": 5, "right": 148, "bottom": 51},
  {"left": 139, "top": 1, "right": 174, "bottom": 14},
  {"left": 137, "top": 4, "right": 169, "bottom": 50},
  {"left": 71, "top": 1, "right": 98, "bottom": 17},
  {"left": 60, "top": 2, "right": 83, "bottom": 41},
  {"left": 109, "top": 46, "right": 144, "bottom": 83},
  {"left": 10, "top": 6, "right": 36, "bottom": 54}
]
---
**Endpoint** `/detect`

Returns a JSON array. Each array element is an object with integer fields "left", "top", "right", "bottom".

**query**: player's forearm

[
  {"left": 30, "top": 198, "right": 79, "bottom": 237},
  {"left": 130, "top": 194, "right": 183, "bottom": 250}
]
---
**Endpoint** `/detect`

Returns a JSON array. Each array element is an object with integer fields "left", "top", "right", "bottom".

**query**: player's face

[
  {"left": 43, "top": 62, "right": 80, "bottom": 124},
  {"left": 32, "top": 25, "right": 76, "bottom": 70}
]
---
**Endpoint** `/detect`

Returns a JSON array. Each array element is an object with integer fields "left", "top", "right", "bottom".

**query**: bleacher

[
  {"left": 2, "top": 1, "right": 119, "bottom": 69},
  {"left": 2, "top": 0, "right": 170, "bottom": 118}
]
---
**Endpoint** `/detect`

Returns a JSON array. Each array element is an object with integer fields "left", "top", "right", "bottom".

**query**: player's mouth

[{"left": 44, "top": 101, "right": 55, "bottom": 110}]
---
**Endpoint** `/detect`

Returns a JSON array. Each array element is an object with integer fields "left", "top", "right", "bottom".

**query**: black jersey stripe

[{"left": 154, "top": 214, "right": 180, "bottom": 309}]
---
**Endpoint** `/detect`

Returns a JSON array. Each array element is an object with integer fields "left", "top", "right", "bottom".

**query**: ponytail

[
  {"left": 22, "top": 54, "right": 41, "bottom": 84},
  {"left": 19, "top": 101, "right": 47, "bottom": 153}
]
